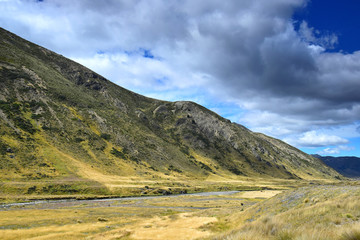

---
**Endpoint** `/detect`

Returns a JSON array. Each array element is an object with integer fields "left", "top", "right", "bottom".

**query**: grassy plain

[
  {"left": 0, "top": 189, "right": 276, "bottom": 240},
  {"left": 1, "top": 180, "right": 359, "bottom": 240},
  {"left": 0, "top": 171, "right": 314, "bottom": 203}
]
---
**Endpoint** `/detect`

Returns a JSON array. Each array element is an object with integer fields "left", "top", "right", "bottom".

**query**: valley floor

[
  {"left": 0, "top": 189, "right": 279, "bottom": 240},
  {"left": 0, "top": 182, "right": 359, "bottom": 240}
]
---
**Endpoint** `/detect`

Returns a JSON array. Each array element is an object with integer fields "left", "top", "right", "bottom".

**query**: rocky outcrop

[{"left": 0, "top": 27, "right": 342, "bottom": 182}]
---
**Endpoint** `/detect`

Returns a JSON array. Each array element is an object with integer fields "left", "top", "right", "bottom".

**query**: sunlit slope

[
  {"left": 210, "top": 184, "right": 360, "bottom": 240},
  {"left": 0, "top": 27, "right": 341, "bottom": 195}
]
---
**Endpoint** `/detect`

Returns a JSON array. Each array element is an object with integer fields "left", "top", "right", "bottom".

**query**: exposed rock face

[
  {"left": 0, "top": 27, "right": 341, "bottom": 182},
  {"left": 174, "top": 101, "right": 234, "bottom": 141}
]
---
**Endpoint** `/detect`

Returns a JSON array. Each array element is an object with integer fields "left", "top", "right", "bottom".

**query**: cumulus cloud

[
  {"left": 317, "top": 145, "right": 355, "bottom": 155},
  {"left": 1, "top": 0, "right": 360, "bottom": 152},
  {"left": 284, "top": 131, "right": 349, "bottom": 147}
]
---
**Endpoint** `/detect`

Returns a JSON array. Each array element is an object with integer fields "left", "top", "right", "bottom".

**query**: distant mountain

[
  {"left": 313, "top": 155, "right": 360, "bottom": 178},
  {"left": 0, "top": 27, "right": 341, "bottom": 195}
]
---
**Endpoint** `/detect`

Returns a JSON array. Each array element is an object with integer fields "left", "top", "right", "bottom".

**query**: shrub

[
  {"left": 31, "top": 113, "right": 42, "bottom": 119},
  {"left": 110, "top": 147, "right": 126, "bottom": 159},
  {"left": 26, "top": 186, "right": 37, "bottom": 194},
  {"left": 179, "top": 145, "right": 190, "bottom": 155},
  {"left": 100, "top": 133, "right": 111, "bottom": 140},
  {"left": 97, "top": 217, "right": 108, "bottom": 222},
  {"left": 74, "top": 137, "right": 85, "bottom": 143},
  {"left": 168, "top": 165, "right": 183, "bottom": 173},
  {"left": 276, "top": 231, "right": 294, "bottom": 240},
  {"left": 14, "top": 116, "right": 36, "bottom": 134},
  {"left": 0, "top": 142, "right": 9, "bottom": 155}
]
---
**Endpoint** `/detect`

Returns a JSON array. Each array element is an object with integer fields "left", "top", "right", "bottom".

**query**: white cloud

[
  {"left": 318, "top": 148, "right": 340, "bottom": 155},
  {"left": 284, "top": 131, "right": 349, "bottom": 147},
  {"left": 299, "top": 21, "right": 338, "bottom": 49},
  {"left": 317, "top": 145, "right": 355, "bottom": 155},
  {"left": 72, "top": 51, "right": 208, "bottom": 91},
  {"left": 1, "top": 0, "right": 360, "bottom": 154}
]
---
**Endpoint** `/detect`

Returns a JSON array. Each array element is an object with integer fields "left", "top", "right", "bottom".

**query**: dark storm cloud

[{"left": 177, "top": 3, "right": 360, "bottom": 130}]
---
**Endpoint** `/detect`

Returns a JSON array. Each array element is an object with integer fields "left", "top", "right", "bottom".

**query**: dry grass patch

[
  {"left": 236, "top": 190, "right": 283, "bottom": 199},
  {"left": 209, "top": 185, "right": 360, "bottom": 240},
  {"left": 126, "top": 213, "right": 217, "bottom": 240}
]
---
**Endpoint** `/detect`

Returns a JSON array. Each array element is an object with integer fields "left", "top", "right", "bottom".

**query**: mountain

[
  {"left": 313, "top": 155, "right": 360, "bottom": 178},
  {"left": 0, "top": 27, "right": 341, "bottom": 197}
]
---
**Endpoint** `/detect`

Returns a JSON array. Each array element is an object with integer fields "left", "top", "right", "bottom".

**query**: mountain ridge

[
  {"left": 313, "top": 155, "right": 360, "bottom": 178},
  {"left": 0, "top": 27, "right": 341, "bottom": 197}
]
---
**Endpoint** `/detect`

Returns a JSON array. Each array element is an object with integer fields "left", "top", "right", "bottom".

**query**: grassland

[
  {"left": 1, "top": 183, "right": 359, "bottom": 240},
  {"left": 0, "top": 188, "right": 281, "bottom": 240},
  {"left": 0, "top": 168, "right": 328, "bottom": 204},
  {"left": 208, "top": 183, "right": 360, "bottom": 240},
  {"left": 0, "top": 26, "right": 341, "bottom": 202}
]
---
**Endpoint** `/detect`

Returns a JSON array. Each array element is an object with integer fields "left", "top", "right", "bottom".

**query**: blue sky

[
  {"left": 292, "top": 0, "right": 360, "bottom": 156},
  {"left": 294, "top": 0, "right": 360, "bottom": 53},
  {"left": 0, "top": 0, "right": 359, "bottom": 157}
]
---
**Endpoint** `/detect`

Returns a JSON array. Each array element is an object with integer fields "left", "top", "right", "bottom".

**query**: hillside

[
  {"left": 314, "top": 155, "right": 360, "bottom": 178},
  {"left": 210, "top": 184, "right": 360, "bottom": 240},
  {"left": 0, "top": 27, "right": 341, "bottom": 198}
]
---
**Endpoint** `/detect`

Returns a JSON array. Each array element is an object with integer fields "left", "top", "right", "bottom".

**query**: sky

[{"left": 0, "top": 0, "right": 359, "bottom": 157}]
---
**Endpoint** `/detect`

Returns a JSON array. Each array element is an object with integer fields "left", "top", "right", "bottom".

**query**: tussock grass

[
  {"left": 4, "top": 185, "right": 358, "bottom": 240},
  {"left": 340, "top": 228, "right": 360, "bottom": 240},
  {"left": 209, "top": 185, "right": 360, "bottom": 240}
]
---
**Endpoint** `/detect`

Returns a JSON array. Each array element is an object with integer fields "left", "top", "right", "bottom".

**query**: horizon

[{"left": 1, "top": 0, "right": 359, "bottom": 157}]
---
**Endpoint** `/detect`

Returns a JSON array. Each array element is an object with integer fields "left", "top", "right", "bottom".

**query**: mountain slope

[
  {"left": 313, "top": 155, "right": 360, "bottom": 178},
  {"left": 0, "top": 27, "right": 341, "bottom": 196}
]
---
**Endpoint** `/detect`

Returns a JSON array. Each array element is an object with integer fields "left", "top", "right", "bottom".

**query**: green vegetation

[
  {"left": 0, "top": 26, "right": 342, "bottom": 203},
  {"left": 0, "top": 26, "right": 358, "bottom": 240},
  {"left": 110, "top": 147, "right": 126, "bottom": 159}
]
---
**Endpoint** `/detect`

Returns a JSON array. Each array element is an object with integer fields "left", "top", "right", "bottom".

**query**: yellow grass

[
  {"left": 210, "top": 185, "right": 360, "bottom": 240},
  {"left": 235, "top": 190, "right": 282, "bottom": 199},
  {"left": 0, "top": 189, "right": 265, "bottom": 240},
  {"left": 4, "top": 185, "right": 358, "bottom": 240},
  {"left": 121, "top": 213, "right": 217, "bottom": 240}
]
